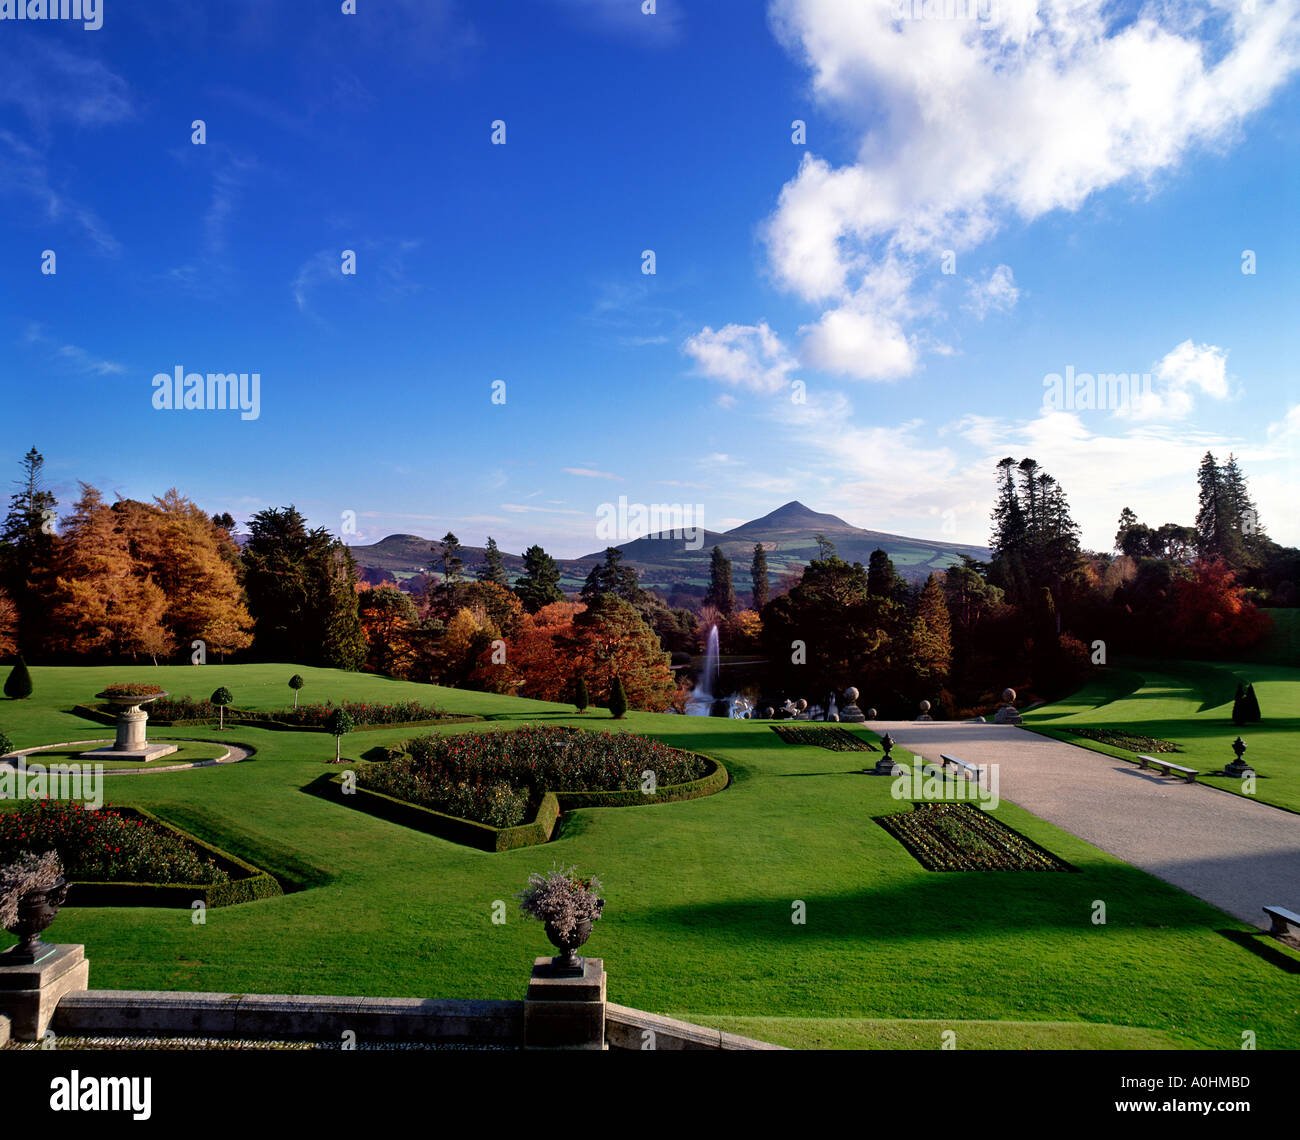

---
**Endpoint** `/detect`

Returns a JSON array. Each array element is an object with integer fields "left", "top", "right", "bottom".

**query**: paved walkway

[{"left": 875, "top": 721, "right": 1300, "bottom": 929}]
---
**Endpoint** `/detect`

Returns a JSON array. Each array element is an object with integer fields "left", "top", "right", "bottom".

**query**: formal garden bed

[
  {"left": 769, "top": 725, "right": 877, "bottom": 751},
  {"left": 331, "top": 726, "right": 728, "bottom": 852},
  {"left": 74, "top": 696, "right": 477, "bottom": 733},
  {"left": 1058, "top": 728, "right": 1183, "bottom": 754},
  {"left": 875, "top": 802, "right": 1074, "bottom": 873},
  {"left": 0, "top": 799, "right": 281, "bottom": 907}
]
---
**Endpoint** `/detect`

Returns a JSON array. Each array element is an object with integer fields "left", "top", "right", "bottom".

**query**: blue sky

[{"left": 1, "top": 0, "right": 1297, "bottom": 559}]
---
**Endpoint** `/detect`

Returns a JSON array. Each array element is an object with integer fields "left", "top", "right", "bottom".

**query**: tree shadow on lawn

[{"left": 601, "top": 861, "right": 1261, "bottom": 943}]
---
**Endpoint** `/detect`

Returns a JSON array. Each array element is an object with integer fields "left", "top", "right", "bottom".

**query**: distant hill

[
  {"left": 580, "top": 501, "right": 990, "bottom": 597},
  {"left": 347, "top": 501, "right": 990, "bottom": 603}
]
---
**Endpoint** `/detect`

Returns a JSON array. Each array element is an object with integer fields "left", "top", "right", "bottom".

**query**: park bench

[
  {"left": 939, "top": 753, "right": 984, "bottom": 783},
  {"left": 1263, "top": 905, "right": 1300, "bottom": 938},
  {"left": 1135, "top": 755, "right": 1199, "bottom": 783}
]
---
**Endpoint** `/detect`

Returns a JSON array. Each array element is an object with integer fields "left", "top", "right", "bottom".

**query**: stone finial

[
  {"left": 1001, "top": 688, "right": 1016, "bottom": 703},
  {"left": 919, "top": 700, "right": 931, "bottom": 713},
  {"left": 844, "top": 687, "right": 859, "bottom": 702}
]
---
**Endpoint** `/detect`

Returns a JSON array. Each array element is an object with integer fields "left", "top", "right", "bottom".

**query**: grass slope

[{"left": 1, "top": 663, "right": 1298, "bottom": 1049}]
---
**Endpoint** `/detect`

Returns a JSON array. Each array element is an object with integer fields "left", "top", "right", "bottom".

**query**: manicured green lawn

[
  {"left": 2, "top": 663, "right": 1298, "bottom": 1050},
  {"left": 5, "top": 741, "right": 231, "bottom": 771},
  {"left": 1024, "top": 658, "right": 1300, "bottom": 813}
]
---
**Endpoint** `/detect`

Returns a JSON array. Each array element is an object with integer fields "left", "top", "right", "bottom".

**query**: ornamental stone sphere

[
  {"left": 919, "top": 700, "right": 931, "bottom": 713},
  {"left": 866, "top": 708, "right": 877, "bottom": 719},
  {"left": 1002, "top": 688, "right": 1016, "bottom": 703},
  {"left": 763, "top": 707, "right": 774, "bottom": 719},
  {"left": 796, "top": 699, "right": 808, "bottom": 711},
  {"left": 844, "top": 687, "right": 859, "bottom": 702}
]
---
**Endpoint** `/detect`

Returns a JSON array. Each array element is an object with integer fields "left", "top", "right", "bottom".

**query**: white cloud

[
  {"left": 563, "top": 466, "right": 624, "bottom": 481},
  {"left": 682, "top": 321, "right": 798, "bottom": 393},
  {"left": 762, "top": 0, "right": 1300, "bottom": 375},
  {"left": 964, "top": 264, "right": 1019, "bottom": 319},
  {"left": 1266, "top": 403, "right": 1300, "bottom": 443},
  {"left": 799, "top": 301, "right": 916, "bottom": 380},
  {"left": 1127, "top": 339, "right": 1231, "bottom": 420},
  {"left": 24, "top": 323, "right": 123, "bottom": 376}
]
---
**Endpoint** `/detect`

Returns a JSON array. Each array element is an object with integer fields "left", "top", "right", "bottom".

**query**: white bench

[
  {"left": 939, "top": 753, "right": 984, "bottom": 783},
  {"left": 1263, "top": 905, "right": 1300, "bottom": 938},
  {"left": 1135, "top": 755, "right": 1198, "bottom": 783}
]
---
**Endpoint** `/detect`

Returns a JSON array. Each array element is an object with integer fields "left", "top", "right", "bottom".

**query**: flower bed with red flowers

[
  {"left": 0, "top": 800, "right": 228, "bottom": 885},
  {"left": 352, "top": 726, "right": 717, "bottom": 831},
  {"left": 100, "top": 683, "right": 166, "bottom": 698}
]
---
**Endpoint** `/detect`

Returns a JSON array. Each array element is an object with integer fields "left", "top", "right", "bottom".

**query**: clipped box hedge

[
  {"left": 72, "top": 704, "right": 477, "bottom": 734},
  {"left": 328, "top": 756, "right": 728, "bottom": 852},
  {"left": 63, "top": 806, "right": 283, "bottom": 909}
]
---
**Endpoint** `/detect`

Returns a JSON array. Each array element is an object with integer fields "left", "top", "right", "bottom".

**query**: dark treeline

[{"left": 0, "top": 446, "right": 1291, "bottom": 716}]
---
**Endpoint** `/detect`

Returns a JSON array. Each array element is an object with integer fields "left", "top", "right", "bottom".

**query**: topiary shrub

[
  {"left": 210, "top": 686, "right": 233, "bottom": 730},
  {"left": 608, "top": 677, "right": 628, "bottom": 720},
  {"left": 0, "top": 729, "right": 12, "bottom": 756},
  {"left": 327, "top": 707, "right": 355, "bottom": 762},
  {"left": 4, "top": 657, "right": 33, "bottom": 701},
  {"left": 1231, "top": 681, "right": 1246, "bottom": 726},
  {"left": 574, "top": 675, "right": 589, "bottom": 715},
  {"left": 289, "top": 674, "right": 305, "bottom": 708},
  {"left": 1243, "top": 683, "right": 1262, "bottom": 723}
]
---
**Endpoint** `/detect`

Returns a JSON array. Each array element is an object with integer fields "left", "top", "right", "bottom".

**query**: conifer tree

[
  {"left": 750, "top": 543, "right": 770, "bottom": 611},
  {"left": 3, "top": 656, "right": 32, "bottom": 700},
  {"left": 477, "top": 537, "right": 510, "bottom": 587},
  {"left": 514, "top": 545, "right": 564, "bottom": 613},
  {"left": 704, "top": 546, "right": 735, "bottom": 615},
  {"left": 608, "top": 675, "right": 628, "bottom": 720}
]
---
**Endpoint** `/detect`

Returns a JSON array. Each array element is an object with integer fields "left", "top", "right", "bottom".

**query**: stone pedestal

[
  {"left": 1223, "top": 760, "right": 1255, "bottom": 780},
  {"left": 80, "top": 694, "right": 177, "bottom": 763},
  {"left": 524, "top": 957, "right": 606, "bottom": 1050},
  {"left": 840, "top": 704, "right": 866, "bottom": 723},
  {"left": 993, "top": 687, "right": 1022, "bottom": 725},
  {"left": 0, "top": 944, "right": 89, "bottom": 1041}
]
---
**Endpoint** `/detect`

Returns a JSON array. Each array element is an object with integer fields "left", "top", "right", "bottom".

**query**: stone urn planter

[
  {"left": 2, "top": 876, "right": 68, "bottom": 966},
  {"left": 96, "top": 687, "right": 166, "bottom": 751},
  {"left": 544, "top": 900, "right": 605, "bottom": 974},
  {"left": 81, "top": 687, "right": 177, "bottom": 762},
  {"left": 518, "top": 864, "right": 605, "bottom": 976}
]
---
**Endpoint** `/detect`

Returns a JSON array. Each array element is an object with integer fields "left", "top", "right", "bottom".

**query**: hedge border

[
  {"left": 57, "top": 805, "right": 284, "bottom": 908},
  {"left": 72, "top": 703, "right": 478, "bottom": 734},
  {"left": 327, "top": 755, "right": 728, "bottom": 852}
]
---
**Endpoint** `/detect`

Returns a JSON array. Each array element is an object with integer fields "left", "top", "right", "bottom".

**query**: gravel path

[{"left": 875, "top": 721, "right": 1300, "bottom": 930}]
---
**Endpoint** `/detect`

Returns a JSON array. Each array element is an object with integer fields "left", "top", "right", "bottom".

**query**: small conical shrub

[
  {"left": 0, "top": 730, "right": 13, "bottom": 756},
  {"left": 574, "top": 675, "right": 589, "bottom": 714},
  {"left": 1243, "top": 683, "right": 1262, "bottom": 723},
  {"left": 1231, "top": 682, "right": 1246, "bottom": 726},
  {"left": 3, "top": 657, "right": 33, "bottom": 700},
  {"left": 608, "top": 676, "right": 628, "bottom": 720}
]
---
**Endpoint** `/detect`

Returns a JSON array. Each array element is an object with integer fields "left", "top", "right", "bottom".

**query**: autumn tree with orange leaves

[{"left": 1170, "top": 559, "right": 1269, "bottom": 654}]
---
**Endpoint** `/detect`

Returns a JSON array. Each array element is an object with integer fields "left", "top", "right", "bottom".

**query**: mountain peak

[{"left": 725, "top": 501, "right": 857, "bottom": 536}]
